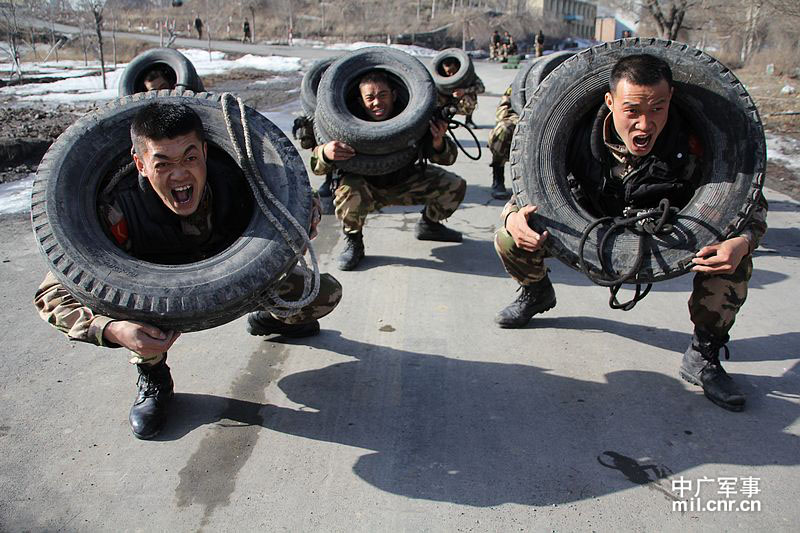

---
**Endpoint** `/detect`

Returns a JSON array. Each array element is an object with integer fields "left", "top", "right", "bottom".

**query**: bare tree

[
  {"left": 643, "top": 0, "right": 696, "bottom": 40},
  {"left": 0, "top": 2, "right": 24, "bottom": 80},
  {"left": 92, "top": 3, "right": 107, "bottom": 89}
]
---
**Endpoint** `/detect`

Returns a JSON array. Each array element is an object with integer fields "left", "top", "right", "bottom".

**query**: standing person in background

[
  {"left": 535, "top": 30, "right": 545, "bottom": 57},
  {"left": 242, "top": 18, "right": 252, "bottom": 43},
  {"left": 502, "top": 32, "right": 516, "bottom": 61},
  {"left": 194, "top": 16, "right": 203, "bottom": 39},
  {"left": 490, "top": 30, "right": 502, "bottom": 61}
]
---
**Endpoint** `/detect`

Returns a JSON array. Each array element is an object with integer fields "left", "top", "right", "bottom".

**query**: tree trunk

[
  {"left": 29, "top": 25, "right": 38, "bottom": 61},
  {"left": 111, "top": 8, "right": 117, "bottom": 69},
  {"left": 79, "top": 19, "right": 88, "bottom": 66},
  {"left": 250, "top": 5, "right": 256, "bottom": 42},
  {"left": 741, "top": 1, "right": 762, "bottom": 65},
  {"left": 93, "top": 6, "right": 106, "bottom": 90},
  {"left": 431, "top": 0, "right": 437, "bottom": 20}
]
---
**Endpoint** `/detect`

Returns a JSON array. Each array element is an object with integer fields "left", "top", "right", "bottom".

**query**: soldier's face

[
  {"left": 605, "top": 78, "right": 672, "bottom": 157},
  {"left": 134, "top": 131, "right": 208, "bottom": 217},
  {"left": 443, "top": 61, "right": 459, "bottom": 76},
  {"left": 143, "top": 74, "right": 171, "bottom": 91},
  {"left": 358, "top": 81, "right": 396, "bottom": 121}
]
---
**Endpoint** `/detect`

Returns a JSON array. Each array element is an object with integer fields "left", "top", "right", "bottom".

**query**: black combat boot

[
  {"left": 680, "top": 331, "right": 746, "bottom": 412},
  {"left": 415, "top": 211, "right": 462, "bottom": 242},
  {"left": 464, "top": 114, "right": 477, "bottom": 129},
  {"left": 490, "top": 165, "right": 511, "bottom": 200},
  {"left": 246, "top": 311, "right": 320, "bottom": 338},
  {"left": 129, "top": 356, "right": 174, "bottom": 440},
  {"left": 338, "top": 232, "right": 365, "bottom": 271},
  {"left": 495, "top": 276, "right": 557, "bottom": 328}
]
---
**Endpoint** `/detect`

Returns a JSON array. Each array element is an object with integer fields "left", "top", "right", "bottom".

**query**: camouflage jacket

[
  {"left": 437, "top": 76, "right": 486, "bottom": 107},
  {"left": 495, "top": 87, "right": 518, "bottom": 125}
]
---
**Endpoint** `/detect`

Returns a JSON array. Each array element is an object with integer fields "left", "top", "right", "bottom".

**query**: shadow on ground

[{"left": 165, "top": 329, "right": 799, "bottom": 509}]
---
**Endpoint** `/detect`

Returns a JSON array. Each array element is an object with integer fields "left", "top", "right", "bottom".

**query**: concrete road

[{"left": 1, "top": 60, "right": 798, "bottom": 532}]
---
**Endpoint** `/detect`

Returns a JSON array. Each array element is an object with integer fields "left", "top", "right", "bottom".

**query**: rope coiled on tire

[
  {"left": 578, "top": 198, "right": 679, "bottom": 311},
  {"left": 220, "top": 92, "right": 320, "bottom": 317}
]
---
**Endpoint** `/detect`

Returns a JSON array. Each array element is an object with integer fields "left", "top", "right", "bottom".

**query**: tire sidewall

[
  {"left": 510, "top": 39, "right": 765, "bottom": 283},
  {"left": 32, "top": 91, "right": 312, "bottom": 331},
  {"left": 431, "top": 48, "right": 475, "bottom": 92},
  {"left": 314, "top": 47, "right": 436, "bottom": 155},
  {"left": 118, "top": 48, "right": 204, "bottom": 97}
]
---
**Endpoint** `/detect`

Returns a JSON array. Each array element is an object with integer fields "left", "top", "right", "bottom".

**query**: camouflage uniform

[
  {"left": 488, "top": 86, "right": 518, "bottom": 167},
  {"left": 494, "top": 109, "right": 768, "bottom": 341},
  {"left": 310, "top": 136, "right": 466, "bottom": 235},
  {"left": 34, "top": 175, "right": 342, "bottom": 364},
  {"left": 437, "top": 76, "right": 486, "bottom": 117}
]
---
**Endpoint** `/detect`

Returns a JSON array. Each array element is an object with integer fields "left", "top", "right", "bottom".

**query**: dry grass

[{"left": 736, "top": 66, "right": 800, "bottom": 135}]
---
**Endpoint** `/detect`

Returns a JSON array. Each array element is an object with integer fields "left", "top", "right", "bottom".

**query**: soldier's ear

[
  {"left": 133, "top": 152, "right": 146, "bottom": 176},
  {"left": 604, "top": 91, "right": 614, "bottom": 110}
]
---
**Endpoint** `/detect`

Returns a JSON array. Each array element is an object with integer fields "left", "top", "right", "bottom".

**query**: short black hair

[
  {"left": 609, "top": 54, "right": 673, "bottom": 92},
  {"left": 358, "top": 70, "right": 393, "bottom": 90},
  {"left": 130, "top": 102, "right": 204, "bottom": 154}
]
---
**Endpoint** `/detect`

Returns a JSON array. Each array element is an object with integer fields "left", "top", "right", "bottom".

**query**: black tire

[
  {"left": 509, "top": 56, "right": 543, "bottom": 115},
  {"left": 431, "top": 48, "right": 475, "bottom": 92},
  {"left": 118, "top": 48, "right": 204, "bottom": 97},
  {"left": 314, "top": 46, "right": 436, "bottom": 156},
  {"left": 313, "top": 118, "right": 418, "bottom": 176},
  {"left": 31, "top": 90, "right": 312, "bottom": 332},
  {"left": 521, "top": 50, "right": 576, "bottom": 109},
  {"left": 510, "top": 38, "right": 765, "bottom": 284},
  {"left": 301, "top": 57, "right": 335, "bottom": 117}
]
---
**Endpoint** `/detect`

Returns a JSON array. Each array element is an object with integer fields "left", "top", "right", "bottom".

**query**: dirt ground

[
  {"left": 0, "top": 68, "right": 301, "bottom": 184},
  {"left": 1, "top": 63, "right": 799, "bottom": 201}
]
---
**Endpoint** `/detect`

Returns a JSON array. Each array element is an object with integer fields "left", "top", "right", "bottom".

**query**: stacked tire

[
  {"left": 300, "top": 57, "right": 335, "bottom": 116},
  {"left": 313, "top": 47, "right": 437, "bottom": 176},
  {"left": 509, "top": 38, "right": 766, "bottom": 284},
  {"left": 118, "top": 48, "right": 205, "bottom": 96},
  {"left": 510, "top": 51, "right": 575, "bottom": 114}
]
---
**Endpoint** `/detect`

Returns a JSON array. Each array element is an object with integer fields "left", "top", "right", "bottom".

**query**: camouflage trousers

[
  {"left": 265, "top": 265, "right": 343, "bottom": 324},
  {"left": 128, "top": 266, "right": 342, "bottom": 365},
  {"left": 494, "top": 228, "right": 753, "bottom": 340},
  {"left": 458, "top": 93, "right": 479, "bottom": 116},
  {"left": 334, "top": 166, "right": 467, "bottom": 235},
  {"left": 488, "top": 116, "right": 517, "bottom": 166}
]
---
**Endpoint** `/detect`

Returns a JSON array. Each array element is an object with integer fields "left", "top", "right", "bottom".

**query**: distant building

[
  {"left": 526, "top": 0, "right": 598, "bottom": 39},
  {"left": 595, "top": 16, "right": 634, "bottom": 41}
]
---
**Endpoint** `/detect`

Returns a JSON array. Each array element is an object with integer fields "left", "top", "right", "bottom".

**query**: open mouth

[
  {"left": 632, "top": 134, "right": 651, "bottom": 150},
  {"left": 171, "top": 184, "right": 194, "bottom": 205}
]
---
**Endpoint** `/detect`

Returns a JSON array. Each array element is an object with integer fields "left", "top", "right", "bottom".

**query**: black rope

[
  {"left": 445, "top": 117, "right": 482, "bottom": 161},
  {"left": 578, "top": 198, "right": 678, "bottom": 311}
]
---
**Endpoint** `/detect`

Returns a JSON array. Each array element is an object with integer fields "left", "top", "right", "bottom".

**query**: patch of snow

[
  {"left": 1, "top": 48, "right": 301, "bottom": 103},
  {"left": 0, "top": 174, "right": 34, "bottom": 215},
  {"left": 325, "top": 42, "right": 437, "bottom": 57},
  {"left": 766, "top": 133, "right": 800, "bottom": 175},
  {"left": 291, "top": 38, "right": 326, "bottom": 48}
]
